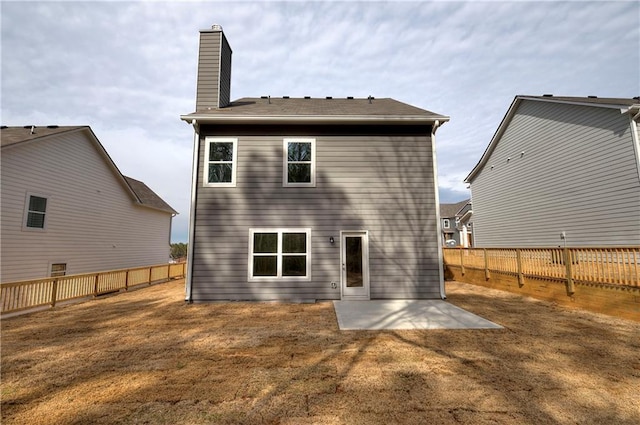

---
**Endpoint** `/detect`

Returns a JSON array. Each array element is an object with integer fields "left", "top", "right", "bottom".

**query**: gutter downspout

[
  {"left": 431, "top": 119, "right": 447, "bottom": 299},
  {"left": 185, "top": 120, "right": 200, "bottom": 302},
  {"left": 628, "top": 109, "right": 640, "bottom": 184}
]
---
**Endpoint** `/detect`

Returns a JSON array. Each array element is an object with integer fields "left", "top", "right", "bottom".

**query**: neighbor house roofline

[
  {"left": 1, "top": 125, "right": 177, "bottom": 215},
  {"left": 464, "top": 95, "right": 640, "bottom": 184}
]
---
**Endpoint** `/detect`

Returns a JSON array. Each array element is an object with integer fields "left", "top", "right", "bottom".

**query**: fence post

[
  {"left": 51, "top": 278, "right": 58, "bottom": 308},
  {"left": 516, "top": 248, "right": 524, "bottom": 287},
  {"left": 93, "top": 274, "right": 99, "bottom": 297},
  {"left": 125, "top": 270, "right": 130, "bottom": 291},
  {"left": 564, "top": 247, "right": 575, "bottom": 295},
  {"left": 149, "top": 267, "right": 153, "bottom": 285},
  {"left": 460, "top": 248, "right": 465, "bottom": 275},
  {"left": 484, "top": 248, "right": 490, "bottom": 280}
]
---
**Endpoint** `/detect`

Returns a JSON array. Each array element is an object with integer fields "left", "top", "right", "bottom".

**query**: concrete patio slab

[{"left": 333, "top": 299, "right": 503, "bottom": 330}]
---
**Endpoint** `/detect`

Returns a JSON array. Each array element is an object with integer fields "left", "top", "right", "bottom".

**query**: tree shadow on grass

[{"left": 2, "top": 280, "right": 639, "bottom": 424}]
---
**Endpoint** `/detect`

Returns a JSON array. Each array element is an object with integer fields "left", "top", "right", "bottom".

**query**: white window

[
  {"left": 443, "top": 219, "right": 450, "bottom": 229},
  {"left": 283, "top": 139, "right": 315, "bottom": 187},
  {"left": 248, "top": 228, "right": 311, "bottom": 281},
  {"left": 204, "top": 137, "right": 237, "bottom": 187},
  {"left": 50, "top": 263, "right": 67, "bottom": 277},
  {"left": 23, "top": 193, "right": 48, "bottom": 230}
]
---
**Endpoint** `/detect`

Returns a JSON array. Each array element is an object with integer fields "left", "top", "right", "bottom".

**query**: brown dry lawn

[{"left": 1, "top": 279, "right": 639, "bottom": 425}]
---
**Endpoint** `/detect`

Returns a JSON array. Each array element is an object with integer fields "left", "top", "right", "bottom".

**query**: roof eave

[
  {"left": 180, "top": 114, "right": 449, "bottom": 126},
  {"left": 465, "top": 96, "right": 522, "bottom": 183},
  {"left": 520, "top": 96, "right": 637, "bottom": 110},
  {"left": 134, "top": 203, "right": 178, "bottom": 215}
]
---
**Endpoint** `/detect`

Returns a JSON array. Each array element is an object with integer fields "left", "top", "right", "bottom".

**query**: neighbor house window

[
  {"left": 23, "top": 193, "right": 48, "bottom": 230},
  {"left": 443, "top": 219, "right": 450, "bottom": 229},
  {"left": 248, "top": 228, "right": 311, "bottom": 281},
  {"left": 204, "top": 137, "right": 237, "bottom": 186},
  {"left": 50, "top": 263, "right": 67, "bottom": 277},
  {"left": 283, "top": 139, "right": 315, "bottom": 187}
]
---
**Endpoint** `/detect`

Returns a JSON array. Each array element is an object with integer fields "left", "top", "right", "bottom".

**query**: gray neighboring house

[
  {"left": 440, "top": 199, "right": 473, "bottom": 247},
  {"left": 465, "top": 95, "right": 640, "bottom": 247},
  {"left": 181, "top": 25, "right": 449, "bottom": 302},
  {"left": 1, "top": 125, "right": 177, "bottom": 282}
]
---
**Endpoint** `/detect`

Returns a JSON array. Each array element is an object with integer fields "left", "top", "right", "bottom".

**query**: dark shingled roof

[
  {"left": 124, "top": 177, "right": 177, "bottom": 214},
  {"left": 1, "top": 126, "right": 87, "bottom": 147},
  {"left": 2, "top": 125, "right": 177, "bottom": 215},
  {"left": 183, "top": 97, "right": 449, "bottom": 122},
  {"left": 522, "top": 95, "right": 639, "bottom": 107},
  {"left": 440, "top": 199, "right": 470, "bottom": 218}
]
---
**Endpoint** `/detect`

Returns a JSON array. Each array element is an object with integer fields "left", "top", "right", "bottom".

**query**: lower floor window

[
  {"left": 50, "top": 263, "right": 67, "bottom": 277},
  {"left": 249, "top": 228, "right": 311, "bottom": 280}
]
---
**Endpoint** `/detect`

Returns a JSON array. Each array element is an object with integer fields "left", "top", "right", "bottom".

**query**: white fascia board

[{"left": 180, "top": 114, "right": 449, "bottom": 125}]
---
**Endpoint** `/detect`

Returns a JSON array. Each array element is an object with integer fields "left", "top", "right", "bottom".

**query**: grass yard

[{"left": 1, "top": 279, "right": 639, "bottom": 424}]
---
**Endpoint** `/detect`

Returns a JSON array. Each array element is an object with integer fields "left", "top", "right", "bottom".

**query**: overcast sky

[{"left": 2, "top": 1, "right": 638, "bottom": 243}]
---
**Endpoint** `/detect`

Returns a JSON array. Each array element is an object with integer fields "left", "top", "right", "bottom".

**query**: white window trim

[
  {"left": 203, "top": 137, "right": 238, "bottom": 187},
  {"left": 283, "top": 138, "right": 316, "bottom": 187},
  {"left": 443, "top": 219, "right": 450, "bottom": 229},
  {"left": 22, "top": 192, "right": 49, "bottom": 232},
  {"left": 49, "top": 261, "right": 68, "bottom": 277},
  {"left": 248, "top": 228, "right": 312, "bottom": 282}
]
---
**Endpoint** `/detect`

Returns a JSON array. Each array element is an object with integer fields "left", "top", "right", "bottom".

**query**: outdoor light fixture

[{"left": 329, "top": 236, "right": 335, "bottom": 244}]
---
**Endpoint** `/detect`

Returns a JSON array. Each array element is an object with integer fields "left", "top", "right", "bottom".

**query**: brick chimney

[{"left": 196, "top": 24, "right": 232, "bottom": 110}]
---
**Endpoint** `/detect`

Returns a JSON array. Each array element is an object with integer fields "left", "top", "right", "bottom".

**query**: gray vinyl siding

[
  {"left": 1, "top": 130, "right": 172, "bottom": 282},
  {"left": 471, "top": 99, "right": 640, "bottom": 247},
  {"left": 196, "top": 30, "right": 231, "bottom": 110},
  {"left": 191, "top": 128, "right": 441, "bottom": 301}
]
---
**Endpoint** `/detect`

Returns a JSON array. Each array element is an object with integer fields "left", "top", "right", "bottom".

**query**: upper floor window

[
  {"left": 24, "top": 193, "right": 48, "bottom": 230},
  {"left": 283, "top": 139, "right": 315, "bottom": 187},
  {"left": 204, "top": 137, "right": 237, "bottom": 187},
  {"left": 248, "top": 228, "right": 312, "bottom": 281},
  {"left": 443, "top": 219, "right": 450, "bottom": 229}
]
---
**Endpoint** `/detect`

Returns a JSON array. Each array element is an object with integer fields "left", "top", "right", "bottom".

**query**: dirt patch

[{"left": 2, "top": 279, "right": 639, "bottom": 424}]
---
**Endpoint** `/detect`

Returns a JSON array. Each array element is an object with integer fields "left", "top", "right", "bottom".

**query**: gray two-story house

[{"left": 181, "top": 25, "right": 449, "bottom": 301}]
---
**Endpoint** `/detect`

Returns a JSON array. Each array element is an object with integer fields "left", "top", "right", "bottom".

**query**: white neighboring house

[
  {"left": 1, "top": 125, "right": 177, "bottom": 282},
  {"left": 465, "top": 95, "right": 640, "bottom": 247}
]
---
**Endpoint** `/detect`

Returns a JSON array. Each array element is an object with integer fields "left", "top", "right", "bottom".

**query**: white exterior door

[{"left": 340, "top": 231, "right": 370, "bottom": 300}]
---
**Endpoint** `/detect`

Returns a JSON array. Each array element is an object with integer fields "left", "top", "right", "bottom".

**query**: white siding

[
  {"left": 191, "top": 129, "right": 441, "bottom": 301},
  {"left": 471, "top": 100, "right": 640, "bottom": 247},
  {"left": 1, "top": 130, "right": 172, "bottom": 282}
]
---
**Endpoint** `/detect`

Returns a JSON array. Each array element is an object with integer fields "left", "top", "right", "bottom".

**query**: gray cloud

[{"left": 2, "top": 1, "right": 638, "bottom": 242}]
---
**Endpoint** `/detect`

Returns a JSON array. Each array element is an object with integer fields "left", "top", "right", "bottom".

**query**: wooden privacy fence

[
  {"left": 0, "top": 262, "right": 186, "bottom": 315},
  {"left": 443, "top": 247, "right": 639, "bottom": 293}
]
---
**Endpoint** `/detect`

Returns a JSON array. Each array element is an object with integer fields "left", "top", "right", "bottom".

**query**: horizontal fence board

[{"left": 0, "top": 262, "right": 186, "bottom": 314}]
